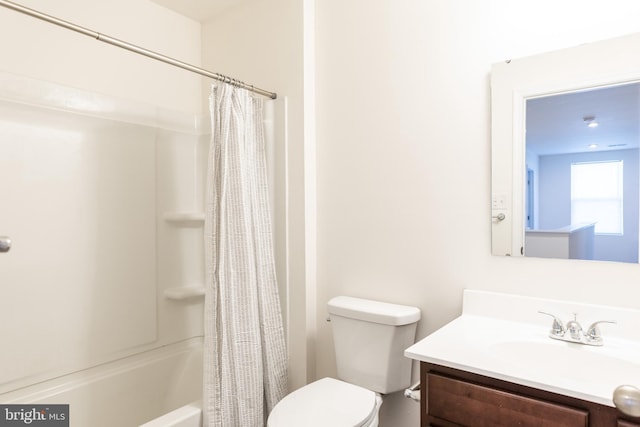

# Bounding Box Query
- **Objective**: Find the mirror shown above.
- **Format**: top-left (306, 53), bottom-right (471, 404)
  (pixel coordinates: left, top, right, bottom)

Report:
top-left (491, 32), bottom-right (640, 263)
top-left (524, 85), bottom-right (639, 262)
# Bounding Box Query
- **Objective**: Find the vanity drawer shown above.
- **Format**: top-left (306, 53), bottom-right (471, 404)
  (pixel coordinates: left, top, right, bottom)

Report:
top-left (619, 421), bottom-right (640, 427)
top-left (427, 373), bottom-right (588, 427)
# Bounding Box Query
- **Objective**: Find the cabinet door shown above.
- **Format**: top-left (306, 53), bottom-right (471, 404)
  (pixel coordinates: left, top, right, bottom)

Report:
top-left (427, 374), bottom-right (588, 427)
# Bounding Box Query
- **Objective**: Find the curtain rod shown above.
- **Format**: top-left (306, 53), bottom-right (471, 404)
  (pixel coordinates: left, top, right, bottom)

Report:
top-left (0, 0), bottom-right (277, 99)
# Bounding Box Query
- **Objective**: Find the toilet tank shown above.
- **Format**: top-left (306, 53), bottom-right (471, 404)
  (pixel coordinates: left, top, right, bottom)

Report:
top-left (327, 296), bottom-right (421, 394)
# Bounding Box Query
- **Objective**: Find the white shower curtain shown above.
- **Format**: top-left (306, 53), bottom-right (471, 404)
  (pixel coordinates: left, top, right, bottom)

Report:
top-left (203, 83), bottom-right (288, 427)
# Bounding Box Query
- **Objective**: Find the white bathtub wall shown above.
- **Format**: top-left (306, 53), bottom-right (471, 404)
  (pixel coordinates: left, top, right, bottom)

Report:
top-left (0, 93), bottom-right (157, 393)
top-left (0, 0), bottom-right (206, 399)
top-left (157, 123), bottom-right (208, 344)
top-left (0, 73), bottom-right (206, 422)
top-left (156, 127), bottom-right (207, 346)
top-left (0, 74), bottom-right (207, 396)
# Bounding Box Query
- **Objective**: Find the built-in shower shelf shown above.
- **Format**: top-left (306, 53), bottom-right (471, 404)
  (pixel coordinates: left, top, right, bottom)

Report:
top-left (163, 212), bottom-right (205, 226)
top-left (164, 286), bottom-right (205, 301)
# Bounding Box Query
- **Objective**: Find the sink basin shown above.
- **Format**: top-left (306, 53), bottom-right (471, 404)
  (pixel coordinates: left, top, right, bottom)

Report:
top-left (489, 340), bottom-right (640, 385)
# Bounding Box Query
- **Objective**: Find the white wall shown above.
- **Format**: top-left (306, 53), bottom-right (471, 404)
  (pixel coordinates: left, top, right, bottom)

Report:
top-left (0, 0), bottom-right (202, 114)
top-left (314, 1), bottom-right (640, 425)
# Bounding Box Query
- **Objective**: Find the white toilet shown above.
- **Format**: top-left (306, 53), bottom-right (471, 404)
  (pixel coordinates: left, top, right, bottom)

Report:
top-left (267, 296), bottom-right (421, 427)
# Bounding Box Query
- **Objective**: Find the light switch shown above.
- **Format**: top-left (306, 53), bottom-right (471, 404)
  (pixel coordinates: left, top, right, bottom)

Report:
top-left (492, 194), bottom-right (507, 210)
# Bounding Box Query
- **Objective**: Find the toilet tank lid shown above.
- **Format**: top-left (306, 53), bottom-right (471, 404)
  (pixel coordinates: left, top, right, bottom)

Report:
top-left (328, 296), bottom-right (421, 326)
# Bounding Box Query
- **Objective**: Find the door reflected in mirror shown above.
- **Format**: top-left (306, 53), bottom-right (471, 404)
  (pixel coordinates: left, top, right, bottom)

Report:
top-left (524, 83), bottom-right (639, 263)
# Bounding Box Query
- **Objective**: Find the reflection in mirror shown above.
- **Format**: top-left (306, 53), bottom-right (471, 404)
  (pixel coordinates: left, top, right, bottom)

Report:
top-left (490, 32), bottom-right (640, 262)
top-left (524, 84), bottom-right (639, 263)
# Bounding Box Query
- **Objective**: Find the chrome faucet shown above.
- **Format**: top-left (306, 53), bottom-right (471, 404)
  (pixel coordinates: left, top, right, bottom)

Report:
top-left (566, 314), bottom-right (583, 341)
top-left (538, 311), bottom-right (616, 346)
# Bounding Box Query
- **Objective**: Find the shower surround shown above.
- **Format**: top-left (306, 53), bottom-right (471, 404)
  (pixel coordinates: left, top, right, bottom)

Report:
top-left (0, 72), bottom-right (207, 426)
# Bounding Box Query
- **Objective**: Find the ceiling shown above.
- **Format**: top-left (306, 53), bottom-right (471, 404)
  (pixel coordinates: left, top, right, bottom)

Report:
top-left (149, 0), bottom-right (244, 22)
top-left (526, 83), bottom-right (640, 156)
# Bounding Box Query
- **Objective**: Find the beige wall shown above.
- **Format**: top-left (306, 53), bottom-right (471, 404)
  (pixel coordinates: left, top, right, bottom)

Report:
top-left (0, 0), bottom-right (202, 113)
top-left (314, 1), bottom-right (640, 425)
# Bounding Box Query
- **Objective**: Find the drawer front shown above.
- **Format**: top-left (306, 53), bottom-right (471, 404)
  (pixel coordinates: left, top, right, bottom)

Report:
top-left (619, 421), bottom-right (640, 427)
top-left (428, 373), bottom-right (588, 427)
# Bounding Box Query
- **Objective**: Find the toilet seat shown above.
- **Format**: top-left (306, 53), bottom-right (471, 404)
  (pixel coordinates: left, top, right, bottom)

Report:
top-left (267, 377), bottom-right (379, 427)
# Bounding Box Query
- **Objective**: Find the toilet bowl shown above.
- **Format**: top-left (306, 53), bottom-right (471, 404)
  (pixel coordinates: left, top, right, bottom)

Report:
top-left (267, 296), bottom-right (420, 427)
top-left (267, 377), bottom-right (383, 427)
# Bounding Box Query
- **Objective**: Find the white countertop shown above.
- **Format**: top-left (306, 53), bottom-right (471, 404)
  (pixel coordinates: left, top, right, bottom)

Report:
top-left (526, 223), bottom-right (595, 234)
top-left (404, 290), bottom-right (640, 407)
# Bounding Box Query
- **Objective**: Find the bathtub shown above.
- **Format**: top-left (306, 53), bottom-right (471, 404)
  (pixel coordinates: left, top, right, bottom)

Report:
top-left (139, 401), bottom-right (201, 427)
top-left (0, 338), bottom-right (202, 427)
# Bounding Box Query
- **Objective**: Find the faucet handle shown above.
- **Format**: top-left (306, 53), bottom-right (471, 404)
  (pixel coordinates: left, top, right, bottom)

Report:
top-left (585, 320), bottom-right (617, 344)
top-left (538, 311), bottom-right (565, 337)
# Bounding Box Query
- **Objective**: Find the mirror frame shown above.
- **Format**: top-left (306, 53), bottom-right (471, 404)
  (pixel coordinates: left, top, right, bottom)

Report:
top-left (491, 32), bottom-right (640, 259)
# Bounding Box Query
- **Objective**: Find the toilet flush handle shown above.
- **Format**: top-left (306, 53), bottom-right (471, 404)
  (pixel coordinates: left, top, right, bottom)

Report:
top-left (0, 236), bottom-right (11, 253)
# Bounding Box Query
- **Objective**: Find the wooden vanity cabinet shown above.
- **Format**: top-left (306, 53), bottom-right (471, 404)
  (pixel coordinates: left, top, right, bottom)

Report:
top-left (421, 362), bottom-right (640, 427)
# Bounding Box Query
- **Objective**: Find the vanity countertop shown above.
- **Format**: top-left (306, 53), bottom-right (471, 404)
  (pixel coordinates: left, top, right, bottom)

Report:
top-left (404, 290), bottom-right (640, 407)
